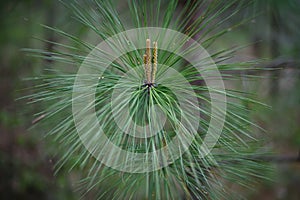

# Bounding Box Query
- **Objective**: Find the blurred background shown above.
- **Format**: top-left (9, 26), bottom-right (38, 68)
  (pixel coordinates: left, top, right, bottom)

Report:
top-left (0, 0), bottom-right (299, 199)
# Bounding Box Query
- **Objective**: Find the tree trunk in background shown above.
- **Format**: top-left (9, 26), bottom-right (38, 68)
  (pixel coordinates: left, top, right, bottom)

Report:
top-left (269, 2), bottom-right (280, 97)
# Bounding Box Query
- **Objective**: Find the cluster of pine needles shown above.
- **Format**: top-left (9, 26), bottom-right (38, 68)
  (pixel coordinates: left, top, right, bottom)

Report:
top-left (22, 0), bottom-right (273, 199)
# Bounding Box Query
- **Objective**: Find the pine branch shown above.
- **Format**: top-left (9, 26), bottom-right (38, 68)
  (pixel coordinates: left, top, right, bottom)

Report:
top-left (220, 152), bottom-right (300, 165)
top-left (250, 153), bottom-right (300, 163)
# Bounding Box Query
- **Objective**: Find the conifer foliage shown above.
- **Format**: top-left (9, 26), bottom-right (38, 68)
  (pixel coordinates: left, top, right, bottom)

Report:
top-left (24, 0), bottom-right (271, 199)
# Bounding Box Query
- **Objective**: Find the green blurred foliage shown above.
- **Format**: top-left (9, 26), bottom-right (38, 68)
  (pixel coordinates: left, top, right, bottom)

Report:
top-left (0, 1), bottom-right (77, 199)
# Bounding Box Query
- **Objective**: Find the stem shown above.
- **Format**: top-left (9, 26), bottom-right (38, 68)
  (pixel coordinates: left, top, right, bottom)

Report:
top-left (220, 153), bottom-right (300, 165)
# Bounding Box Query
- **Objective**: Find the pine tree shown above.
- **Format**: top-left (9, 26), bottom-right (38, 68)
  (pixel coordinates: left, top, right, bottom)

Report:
top-left (23, 0), bottom-right (272, 199)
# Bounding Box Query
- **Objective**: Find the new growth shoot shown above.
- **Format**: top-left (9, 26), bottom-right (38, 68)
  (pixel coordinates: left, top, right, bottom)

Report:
top-left (143, 39), bottom-right (158, 89)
